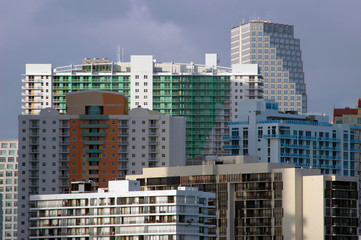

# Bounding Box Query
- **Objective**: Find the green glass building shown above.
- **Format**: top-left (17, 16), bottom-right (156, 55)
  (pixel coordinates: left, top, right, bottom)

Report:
top-left (23, 55), bottom-right (232, 162)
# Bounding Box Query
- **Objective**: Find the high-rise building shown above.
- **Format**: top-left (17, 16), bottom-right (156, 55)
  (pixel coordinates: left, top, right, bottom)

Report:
top-left (28, 180), bottom-right (216, 239)
top-left (128, 156), bottom-right (359, 239)
top-left (333, 98), bottom-right (361, 125)
top-left (22, 54), bottom-right (259, 161)
top-left (17, 91), bottom-right (186, 240)
top-left (225, 99), bottom-right (361, 177)
top-left (0, 140), bottom-right (18, 240)
top-left (231, 20), bottom-right (307, 113)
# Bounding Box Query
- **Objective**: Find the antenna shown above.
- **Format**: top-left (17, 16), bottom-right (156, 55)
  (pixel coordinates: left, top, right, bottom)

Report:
top-left (117, 45), bottom-right (121, 63)
top-left (122, 48), bottom-right (124, 62)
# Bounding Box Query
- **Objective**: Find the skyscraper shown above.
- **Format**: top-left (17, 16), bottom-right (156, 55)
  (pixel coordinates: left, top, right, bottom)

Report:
top-left (231, 20), bottom-right (307, 113)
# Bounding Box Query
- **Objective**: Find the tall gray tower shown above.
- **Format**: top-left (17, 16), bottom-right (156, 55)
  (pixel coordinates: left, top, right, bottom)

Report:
top-left (231, 20), bottom-right (307, 113)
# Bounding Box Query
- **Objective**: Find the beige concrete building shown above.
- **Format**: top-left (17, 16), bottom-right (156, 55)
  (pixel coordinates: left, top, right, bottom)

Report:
top-left (231, 20), bottom-right (307, 113)
top-left (128, 156), bottom-right (359, 240)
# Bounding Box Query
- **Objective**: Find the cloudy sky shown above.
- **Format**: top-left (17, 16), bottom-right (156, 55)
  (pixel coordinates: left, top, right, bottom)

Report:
top-left (1, 0), bottom-right (361, 139)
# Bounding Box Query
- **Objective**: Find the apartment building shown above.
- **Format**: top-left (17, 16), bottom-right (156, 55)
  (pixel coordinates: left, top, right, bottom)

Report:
top-left (225, 99), bottom-right (361, 176)
top-left (28, 180), bottom-right (216, 240)
top-left (18, 91), bottom-right (186, 240)
top-left (231, 20), bottom-right (307, 113)
top-left (0, 140), bottom-right (18, 240)
top-left (22, 54), bottom-right (260, 161)
top-left (128, 156), bottom-right (359, 240)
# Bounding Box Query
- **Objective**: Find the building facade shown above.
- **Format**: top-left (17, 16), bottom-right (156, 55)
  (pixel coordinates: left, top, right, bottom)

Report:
top-left (231, 20), bottom-right (307, 113)
top-left (0, 140), bottom-right (18, 240)
top-left (18, 91), bottom-right (186, 240)
top-left (231, 64), bottom-right (263, 121)
top-left (225, 99), bottom-right (361, 177)
top-left (333, 98), bottom-right (361, 125)
top-left (128, 156), bottom-right (359, 239)
top-left (22, 55), bottom-right (260, 161)
top-left (28, 180), bottom-right (216, 240)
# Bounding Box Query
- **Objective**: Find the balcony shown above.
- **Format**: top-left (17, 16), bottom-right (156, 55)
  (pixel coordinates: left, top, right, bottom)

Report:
top-left (118, 141), bottom-right (128, 145)
top-left (223, 136), bottom-right (240, 140)
top-left (59, 164), bottom-right (69, 170)
top-left (119, 124), bottom-right (129, 128)
top-left (29, 132), bottom-right (39, 137)
top-left (118, 132), bottom-right (128, 136)
top-left (82, 132), bottom-right (106, 137)
top-left (149, 149), bottom-right (159, 153)
top-left (59, 123), bottom-right (69, 128)
top-left (84, 140), bottom-right (104, 145)
top-left (118, 158), bottom-right (128, 162)
top-left (86, 149), bottom-right (102, 154)
top-left (80, 123), bottom-right (108, 128)
top-left (149, 124), bottom-right (159, 128)
top-left (118, 165), bottom-right (128, 170)
top-left (222, 145), bottom-right (240, 149)
top-left (149, 141), bottom-right (159, 145)
top-left (79, 115), bottom-right (108, 120)
top-left (118, 149), bottom-right (128, 153)
top-left (59, 148), bottom-right (69, 153)
top-left (59, 182), bottom-right (69, 188)
top-left (30, 165), bottom-right (39, 170)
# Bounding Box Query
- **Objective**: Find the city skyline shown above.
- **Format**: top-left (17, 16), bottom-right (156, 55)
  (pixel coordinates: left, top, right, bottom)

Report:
top-left (1, 0), bottom-right (361, 138)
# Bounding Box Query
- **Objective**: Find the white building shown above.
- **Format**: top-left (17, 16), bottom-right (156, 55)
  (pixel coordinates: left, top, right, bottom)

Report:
top-left (231, 64), bottom-right (263, 121)
top-left (225, 99), bottom-right (361, 176)
top-left (0, 140), bottom-right (18, 240)
top-left (28, 180), bottom-right (216, 240)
